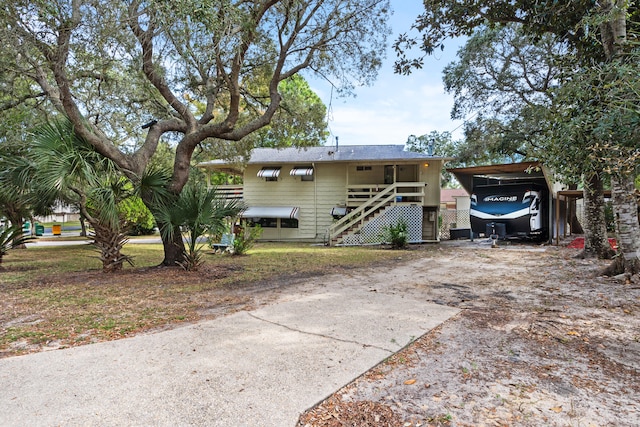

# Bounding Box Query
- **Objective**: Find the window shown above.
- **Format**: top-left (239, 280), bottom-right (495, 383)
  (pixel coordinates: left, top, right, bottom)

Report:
top-left (290, 166), bottom-right (314, 182)
top-left (356, 165), bottom-right (372, 171)
top-left (280, 218), bottom-right (299, 228)
top-left (248, 218), bottom-right (277, 228)
top-left (257, 167), bottom-right (281, 181)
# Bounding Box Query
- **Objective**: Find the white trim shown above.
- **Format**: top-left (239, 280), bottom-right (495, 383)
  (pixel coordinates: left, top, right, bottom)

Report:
top-left (470, 207), bottom-right (530, 220)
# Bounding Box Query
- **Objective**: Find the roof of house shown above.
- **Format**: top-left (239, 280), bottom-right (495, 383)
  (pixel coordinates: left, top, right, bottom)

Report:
top-left (440, 188), bottom-right (469, 203)
top-left (199, 145), bottom-right (449, 170)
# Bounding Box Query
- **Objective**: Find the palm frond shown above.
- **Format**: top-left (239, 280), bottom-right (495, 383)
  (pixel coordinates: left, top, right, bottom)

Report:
top-left (0, 225), bottom-right (34, 261)
top-left (137, 167), bottom-right (174, 210)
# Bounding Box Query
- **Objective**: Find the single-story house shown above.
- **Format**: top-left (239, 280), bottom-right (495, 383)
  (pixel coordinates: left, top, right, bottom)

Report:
top-left (199, 145), bottom-right (449, 245)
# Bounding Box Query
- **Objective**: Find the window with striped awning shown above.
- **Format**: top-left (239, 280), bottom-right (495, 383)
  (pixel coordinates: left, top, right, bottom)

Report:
top-left (257, 167), bottom-right (281, 178)
top-left (289, 166), bottom-right (314, 176)
top-left (241, 206), bottom-right (300, 219)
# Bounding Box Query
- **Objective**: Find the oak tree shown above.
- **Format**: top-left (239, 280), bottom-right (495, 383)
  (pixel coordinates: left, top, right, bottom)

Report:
top-left (0, 0), bottom-right (391, 266)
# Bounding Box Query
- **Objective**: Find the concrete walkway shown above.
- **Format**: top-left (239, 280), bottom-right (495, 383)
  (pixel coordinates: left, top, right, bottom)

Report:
top-left (0, 284), bottom-right (459, 426)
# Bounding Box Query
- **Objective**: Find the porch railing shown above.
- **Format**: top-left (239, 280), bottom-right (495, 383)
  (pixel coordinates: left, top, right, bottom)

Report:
top-left (215, 185), bottom-right (244, 200)
top-left (346, 183), bottom-right (426, 206)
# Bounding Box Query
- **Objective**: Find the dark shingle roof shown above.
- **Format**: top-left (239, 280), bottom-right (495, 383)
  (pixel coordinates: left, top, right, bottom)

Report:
top-left (200, 145), bottom-right (442, 168)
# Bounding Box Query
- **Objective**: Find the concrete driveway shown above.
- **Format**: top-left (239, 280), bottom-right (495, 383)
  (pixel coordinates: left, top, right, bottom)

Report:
top-left (0, 280), bottom-right (458, 426)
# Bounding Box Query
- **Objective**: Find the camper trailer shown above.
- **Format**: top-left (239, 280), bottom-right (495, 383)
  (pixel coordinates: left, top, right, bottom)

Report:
top-left (470, 183), bottom-right (548, 240)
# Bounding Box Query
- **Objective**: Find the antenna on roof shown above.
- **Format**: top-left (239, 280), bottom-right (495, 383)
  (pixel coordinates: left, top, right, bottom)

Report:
top-left (335, 136), bottom-right (339, 151)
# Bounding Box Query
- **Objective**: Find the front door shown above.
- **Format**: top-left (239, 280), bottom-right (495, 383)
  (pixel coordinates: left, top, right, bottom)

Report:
top-left (384, 165), bottom-right (395, 184)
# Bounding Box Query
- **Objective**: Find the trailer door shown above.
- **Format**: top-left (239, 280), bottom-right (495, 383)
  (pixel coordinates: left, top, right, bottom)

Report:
top-left (524, 190), bottom-right (542, 232)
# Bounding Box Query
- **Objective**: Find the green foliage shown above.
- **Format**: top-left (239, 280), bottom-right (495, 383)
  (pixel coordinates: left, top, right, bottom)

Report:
top-left (255, 75), bottom-right (329, 148)
top-left (0, 225), bottom-right (33, 267)
top-left (406, 131), bottom-right (460, 187)
top-left (31, 119), bottom-right (135, 272)
top-left (155, 183), bottom-right (243, 270)
top-left (381, 220), bottom-right (408, 250)
top-left (31, 119), bottom-right (117, 196)
top-left (0, 118), bottom-right (57, 226)
top-left (231, 223), bottom-right (262, 256)
top-left (546, 44), bottom-right (640, 182)
top-left (443, 25), bottom-right (558, 121)
top-left (119, 197), bottom-right (156, 236)
top-left (1, 0), bottom-right (392, 266)
top-left (394, 0), bottom-right (601, 74)
top-left (435, 24), bottom-right (560, 172)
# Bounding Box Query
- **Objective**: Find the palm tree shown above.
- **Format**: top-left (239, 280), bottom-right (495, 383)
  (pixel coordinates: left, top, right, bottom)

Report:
top-left (154, 182), bottom-right (243, 271)
top-left (0, 144), bottom-right (56, 247)
top-left (31, 119), bottom-right (133, 272)
top-left (81, 176), bottom-right (135, 272)
top-left (0, 224), bottom-right (33, 269)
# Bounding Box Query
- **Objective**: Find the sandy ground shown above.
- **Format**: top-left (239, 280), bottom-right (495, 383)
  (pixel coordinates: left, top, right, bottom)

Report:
top-left (298, 240), bottom-right (640, 427)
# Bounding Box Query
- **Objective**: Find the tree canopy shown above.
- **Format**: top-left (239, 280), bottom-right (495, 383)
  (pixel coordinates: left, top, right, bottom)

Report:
top-left (0, 0), bottom-right (391, 265)
top-left (401, 0), bottom-right (639, 273)
top-left (394, 0), bottom-right (603, 74)
top-left (1, 0), bottom-right (389, 187)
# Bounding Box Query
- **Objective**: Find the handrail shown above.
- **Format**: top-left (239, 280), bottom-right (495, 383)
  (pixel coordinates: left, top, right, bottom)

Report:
top-left (330, 194), bottom-right (396, 241)
top-left (328, 182), bottom-right (425, 243)
top-left (330, 184), bottom-right (397, 236)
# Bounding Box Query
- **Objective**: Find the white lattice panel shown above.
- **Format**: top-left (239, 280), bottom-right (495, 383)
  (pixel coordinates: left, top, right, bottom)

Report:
top-left (439, 209), bottom-right (471, 240)
top-left (341, 205), bottom-right (423, 245)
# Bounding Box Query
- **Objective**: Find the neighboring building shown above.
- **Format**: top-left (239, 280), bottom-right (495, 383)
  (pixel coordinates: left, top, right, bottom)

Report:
top-left (439, 188), bottom-right (471, 238)
top-left (35, 201), bottom-right (80, 224)
top-left (199, 145), bottom-right (449, 245)
top-left (440, 188), bottom-right (470, 211)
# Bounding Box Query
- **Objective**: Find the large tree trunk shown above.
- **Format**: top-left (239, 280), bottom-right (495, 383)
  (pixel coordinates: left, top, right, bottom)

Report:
top-left (599, 0), bottom-right (627, 59)
top-left (606, 174), bottom-right (640, 280)
top-left (581, 172), bottom-right (615, 259)
top-left (161, 226), bottom-right (187, 267)
top-left (79, 214), bottom-right (87, 237)
top-left (596, 0), bottom-right (640, 279)
top-left (140, 187), bottom-right (188, 267)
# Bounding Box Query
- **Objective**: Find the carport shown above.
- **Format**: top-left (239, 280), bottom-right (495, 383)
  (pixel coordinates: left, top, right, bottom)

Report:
top-left (447, 162), bottom-right (555, 242)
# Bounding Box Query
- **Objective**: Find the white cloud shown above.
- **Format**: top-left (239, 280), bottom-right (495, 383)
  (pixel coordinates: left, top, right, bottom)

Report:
top-left (322, 79), bottom-right (463, 146)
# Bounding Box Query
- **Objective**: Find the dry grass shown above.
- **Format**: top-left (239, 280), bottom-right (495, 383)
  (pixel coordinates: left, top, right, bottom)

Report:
top-left (0, 241), bottom-right (430, 358)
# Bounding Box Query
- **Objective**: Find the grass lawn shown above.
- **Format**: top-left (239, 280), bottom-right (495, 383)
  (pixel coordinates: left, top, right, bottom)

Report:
top-left (0, 241), bottom-right (432, 357)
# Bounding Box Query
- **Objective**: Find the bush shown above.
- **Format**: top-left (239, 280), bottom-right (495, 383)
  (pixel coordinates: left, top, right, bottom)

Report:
top-left (119, 197), bottom-right (156, 235)
top-left (382, 220), bottom-right (408, 249)
top-left (232, 223), bottom-right (262, 255)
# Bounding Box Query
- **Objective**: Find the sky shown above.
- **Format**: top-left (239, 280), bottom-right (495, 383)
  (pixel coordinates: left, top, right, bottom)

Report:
top-left (308, 0), bottom-right (464, 147)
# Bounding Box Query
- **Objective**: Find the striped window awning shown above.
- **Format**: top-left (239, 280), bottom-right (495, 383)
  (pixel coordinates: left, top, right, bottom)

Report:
top-left (290, 167), bottom-right (314, 176)
top-left (257, 167), bottom-right (281, 178)
top-left (241, 206), bottom-right (300, 219)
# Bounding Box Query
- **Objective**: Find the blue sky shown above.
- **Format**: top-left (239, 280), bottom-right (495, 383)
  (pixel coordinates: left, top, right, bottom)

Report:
top-left (309, 0), bottom-right (464, 146)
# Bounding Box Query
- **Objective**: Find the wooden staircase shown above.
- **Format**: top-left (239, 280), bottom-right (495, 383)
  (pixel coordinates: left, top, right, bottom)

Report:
top-left (328, 182), bottom-right (426, 246)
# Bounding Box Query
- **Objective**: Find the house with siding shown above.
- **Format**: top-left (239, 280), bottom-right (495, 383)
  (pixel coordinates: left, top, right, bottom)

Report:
top-left (198, 145), bottom-right (448, 245)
